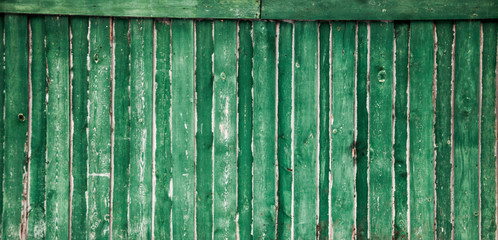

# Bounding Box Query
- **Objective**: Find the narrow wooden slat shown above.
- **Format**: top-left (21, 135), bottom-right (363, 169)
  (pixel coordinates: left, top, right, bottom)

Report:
top-left (70, 16), bottom-right (89, 240)
top-left (434, 20), bottom-right (453, 240)
top-left (195, 20), bottom-right (214, 240)
top-left (368, 21), bottom-right (394, 239)
top-left (330, 20), bottom-right (355, 240)
top-left (87, 17), bottom-right (112, 239)
top-left (0, 14), bottom-right (5, 238)
top-left (45, 15), bottom-right (70, 239)
top-left (2, 14), bottom-right (28, 240)
top-left (252, 20), bottom-right (277, 239)
top-left (111, 17), bottom-right (131, 240)
top-left (355, 21), bottom-right (369, 240)
top-left (454, 20), bottom-right (480, 239)
top-left (128, 18), bottom-right (153, 239)
top-left (393, 21), bottom-right (409, 240)
top-left (293, 21), bottom-right (318, 239)
top-left (277, 20), bottom-right (293, 240)
top-left (213, 19), bottom-right (238, 240)
top-left (154, 19), bottom-right (172, 240)
top-left (408, 21), bottom-right (435, 239)
top-left (317, 21), bottom-right (330, 240)
top-left (171, 19), bottom-right (195, 239)
top-left (28, 16), bottom-right (47, 239)
top-left (237, 20), bottom-right (253, 240)
top-left (481, 21), bottom-right (497, 240)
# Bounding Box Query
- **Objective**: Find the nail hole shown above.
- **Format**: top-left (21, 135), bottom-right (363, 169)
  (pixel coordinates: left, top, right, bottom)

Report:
top-left (18, 113), bottom-right (25, 122)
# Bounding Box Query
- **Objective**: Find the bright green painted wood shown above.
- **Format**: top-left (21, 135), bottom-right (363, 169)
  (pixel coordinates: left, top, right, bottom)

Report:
top-left (171, 19), bottom-right (195, 239)
top-left (454, 20), bottom-right (480, 239)
top-left (0, 14), bottom-right (4, 239)
top-left (70, 16), bottom-right (89, 240)
top-left (87, 17), bottom-right (112, 239)
top-left (154, 19), bottom-right (172, 240)
top-left (0, 0), bottom-right (260, 19)
top-left (369, 21), bottom-right (393, 239)
top-left (261, 0), bottom-right (498, 20)
top-left (330, 21), bottom-right (355, 240)
top-left (355, 21), bottom-right (369, 240)
top-left (252, 20), bottom-right (276, 240)
top-left (45, 15), bottom-right (70, 240)
top-left (481, 21), bottom-right (497, 240)
top-left (111, 17), bottom-right (131, 240)
top-left (393, 21), bottom-right (409, 240)
top-left (237, 20), bottom-right (253, 240)
top-left (434, 21), bottom-right (453, 240)
top-left (293, 21), bottom-right (318, 239)
top-left (195, 20), bottom-right (214, 240)
top-left (317, 21), bottom-right (330, 240)
top-left (277, 20), bottom-right (293, 240)
top-left (129, 18), bottom-right (153, 239)
top-left (213, 20), bottom-right (237, 239)
top-left (2, 14), bottom-right (28, 240)
top-left (408, 21), bottom-right (435, 239)
top-left (28, 15), bottom-right (47, 240)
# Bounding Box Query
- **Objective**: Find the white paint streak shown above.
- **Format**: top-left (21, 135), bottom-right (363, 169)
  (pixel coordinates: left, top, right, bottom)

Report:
top-left (478, 22), bottom-right (483, 240)
top-left (275, 21), bottom-right (280, 240)
top-left (151, 19), bottom-right (157, 240)
top-left (406, 22), bottom-right (412, 240)
top-left (391, 22), bottom-right (396, 239)
top-left (450, 22), bottom-right (456, 240)
top-left (366, 21), bottom-right (371, 240)
top-left (290, 20), bottom-right (296, 240)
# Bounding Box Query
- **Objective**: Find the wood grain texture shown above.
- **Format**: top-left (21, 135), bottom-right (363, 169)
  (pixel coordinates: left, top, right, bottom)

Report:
top-left (0, 14), bottom-right (4, 239)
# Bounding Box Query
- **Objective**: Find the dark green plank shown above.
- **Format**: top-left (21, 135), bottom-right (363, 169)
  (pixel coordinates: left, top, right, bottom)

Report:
top-left (171, 19), bottom-right (195, 239)
top-left (0, 0), bottom-right (260, 19)
top-left (409, 21), bottom-right (435, 239)
top-left (393, 21), bottom-right (409, 240)
top-left (317, 21), bottom-right (330, 240)
top-left (481, 21), bottom-right (497, 240)
top-left (237, 20), bottom-right (253, 240)
top-left (277, 21), bottom-right (293, 240)
top-left (213, 20), bottom-right (237, 240)
top-left (2, 14), bottom-right (28, 240)
top-left (111, 17), bottom-right (131, 240)
top-left (0, 14), bottom-right (4, 239)
top-left (154, 19), bottom-right (172, 240)
top-left (369, 21), bottom-right (393, 239)
top-left (434, 20), bottom-right (453, 240)
top-left (128, 18), bottom-right (153, 239)
top-left (252, 20), bottom-right (276, 240)
top-left (28, 15), bottom-right (47, 239)
top-left (454, 20), bottom-right (480, 239)
top-left (70, 16), bottom-right (89, 240)
top-left (355, 21), bottom-right (369, 240)
top-left (195, 20), bottom-right (214, 240)
top-left (294, 21), bottom-right (318, 239)
top-left (87, 17), bottom-right (112, 239)
top-left (330, 21), bottom-right (355, 240)
top-left (45, 16), bottom-right (70, 240)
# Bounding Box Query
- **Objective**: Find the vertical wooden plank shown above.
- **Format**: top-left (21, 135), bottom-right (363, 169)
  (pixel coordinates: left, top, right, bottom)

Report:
top-left (28, 16), bottom-right (47, 239)
top-left (393, 21), bottom-right (409, 240)
top-left (368, 21), bottom-right (393, 239)
top-left (454, 20), bottom-right (480, 239)
top-left (434, 20), bottom-right (453, 240)
top-left (70, 16), bottom-right (89, 240)
top-left (213, 19), bottom-right (237, 240)
top-left (317, 21), bottom-right (330, 240)
top-left (129, 18), bottom-right (153, 239)
top-left (409, 21), bottom-right (435, 239)
top-left (356, 21), bottom-right (369, 240)
top-left (2, 14), bottom-right (28, 240)
top-left (253, 20), bottom-right (276, 239)
top-left (294, 21), bottom-right (318, 239)
top-left (171, 19), bottom-right (195, 239)
top-left (87, 17), bottom-right (112, 239)
top-left (277, 20), bottom-right (293, 240)
top-left (45, 15), bottom-right (70, 240)
top-left (237, 20), bottom-right (253, 240)
top-left (481, 21), bottom-right (497, 240)
top-left (195, 20), bottom-right (214, 240)
top-left (154, 19), bottom-right (172, 240)
top-left (112, 17), bottom-right (131, 240)
top-left (330, 20), bottom-right (355, 240)
top-left (0, 14), bottom-right (5, 239)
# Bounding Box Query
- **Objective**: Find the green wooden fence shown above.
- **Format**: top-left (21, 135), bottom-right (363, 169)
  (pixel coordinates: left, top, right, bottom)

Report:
top-left (0, 14), bottom-right (497, 239)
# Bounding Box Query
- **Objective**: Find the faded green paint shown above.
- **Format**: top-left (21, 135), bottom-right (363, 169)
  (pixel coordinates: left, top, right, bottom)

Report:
top-left (0, 14), bottom-right (4, 239)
